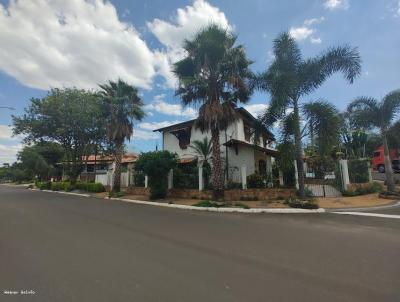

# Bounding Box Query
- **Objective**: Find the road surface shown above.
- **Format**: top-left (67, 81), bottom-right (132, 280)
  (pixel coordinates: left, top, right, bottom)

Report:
top-left (1, 185), bottom-right (399, 302)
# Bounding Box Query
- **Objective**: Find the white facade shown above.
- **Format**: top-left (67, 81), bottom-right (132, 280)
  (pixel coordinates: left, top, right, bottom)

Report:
top-left (156, 108), bottom-right (277, 182)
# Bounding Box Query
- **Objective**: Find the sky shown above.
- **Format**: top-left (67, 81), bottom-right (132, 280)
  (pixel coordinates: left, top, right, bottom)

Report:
top-left (0, 0), bottom-right (399, 164)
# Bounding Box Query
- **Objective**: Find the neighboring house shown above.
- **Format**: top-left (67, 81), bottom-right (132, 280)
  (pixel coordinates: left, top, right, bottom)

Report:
top-left (153, 107), bottom-right (277, 183)
top-left (79, 153), bottom-right (138, 182)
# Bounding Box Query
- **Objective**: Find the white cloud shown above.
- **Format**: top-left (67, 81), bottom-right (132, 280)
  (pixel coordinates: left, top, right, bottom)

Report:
top-left (289, 26), bottom-right (315, 41)
top-left (138, 120), bottom-right (183, 131)
top-left (0, 125), bottom-right (15, 140)
top-left (131, 129), bottom-right (159, 141)
top-left (0, 0), bottom-right (156, 90)
top-left (148, 0), bottom-right (232, 88)
top-left (243, 104), bottom-right (268, 118)
top-left (324, 0), bottom-right (349, 10)
top-left (144, 94), bottom-right (197, 118)
top-left (289, 17), bottom-right (324, 43)
top-left (0, 143), bottom-right (22, 164)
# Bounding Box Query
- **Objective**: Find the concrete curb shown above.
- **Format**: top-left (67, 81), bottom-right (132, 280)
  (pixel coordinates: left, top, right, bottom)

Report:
top-left (30, 188), bottom-right (325, 214)
top-left (327, 201), bottom-right (400, 212)
top-left (30, 188), bottom-right (91, 197)
top-left (108, 197), bottom-right (326, 214)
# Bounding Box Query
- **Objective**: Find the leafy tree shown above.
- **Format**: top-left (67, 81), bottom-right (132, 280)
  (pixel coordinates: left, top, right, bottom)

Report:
top-left (189, 137), bottom-right (212, 163)
top-left (387, 121), bottom-right (400, 149)
top-left (257, 32), bottom-right (361, 198)
top-left (347, 89), bottom-right (400, 192)
top-left (12, 88), bottom-right (106, 183)
top-left (135, 151), bottom-right (178, 199)
top-left (173, 24), bottom-right (253, 199)
top-left (99, 79), bottom-right (145, 192)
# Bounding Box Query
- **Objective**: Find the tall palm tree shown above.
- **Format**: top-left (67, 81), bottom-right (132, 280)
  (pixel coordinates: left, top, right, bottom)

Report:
top-left (173, 24), bottom-right (253, 199)
top-left (189, 137), bottom-right (212, 163)
top-left (99, 80), bottom-right (145, 192)
top-left (257, 32), bottom-right (361, 198)
top-left (347, 90), bottom-right (400, 192)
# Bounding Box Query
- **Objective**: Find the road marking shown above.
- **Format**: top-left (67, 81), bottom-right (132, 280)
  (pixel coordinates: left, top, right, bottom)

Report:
top-left (333, 212), bottom-right (400, 219)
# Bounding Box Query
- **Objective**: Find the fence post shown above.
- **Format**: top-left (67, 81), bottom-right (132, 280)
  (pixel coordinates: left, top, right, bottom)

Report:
top-left (144, 175), bottom-right (148, 188)
top-left (241, 165), bottom-right (247, 190)
top-left (367, 162), bottom-right (373, 183)
top-left (168, 169), bottom-right (173, 189)
top-left (294, 160), bottom-right (299, 190)
top-left (198, 164), bottom-right (203, 191)
top-left (340, 159), bottom-right (350, 190)
top-left (279, 170), bottom-right (284, 186)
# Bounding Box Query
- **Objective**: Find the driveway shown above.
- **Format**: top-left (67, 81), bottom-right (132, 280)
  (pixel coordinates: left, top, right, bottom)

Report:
top-left (1, 185), bottom-right (399, 302)
top-left (373, 171), bottom-right (400, 182)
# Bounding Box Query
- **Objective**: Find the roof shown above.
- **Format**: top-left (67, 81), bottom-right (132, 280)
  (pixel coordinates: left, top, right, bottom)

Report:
top-left (153, 107), bottom-right (274, 140)
top-left (81, 153), bottom-right (138, 164)
top-left (223, 139), bottom-right (278, 156)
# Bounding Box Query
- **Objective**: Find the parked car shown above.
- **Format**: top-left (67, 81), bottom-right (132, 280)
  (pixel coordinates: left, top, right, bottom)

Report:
top-left (372, 146), bottom-right (400, 173)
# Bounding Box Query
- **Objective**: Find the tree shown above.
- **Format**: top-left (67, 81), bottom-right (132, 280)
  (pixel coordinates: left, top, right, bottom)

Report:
top-left (173, 24), bottom-right (253, 199)
top-left (257, 32), bottom-right (361, 198)
top-left (135, 151), bottom-right (178, 199)
top-left (99, 79), bottom-right (145, 192)
top-left (347, 89), bottom-right (400, 192)
top-left (189, 137), bottom-right (212, 163)
top-left (12, 88), bottom-right (106, 183)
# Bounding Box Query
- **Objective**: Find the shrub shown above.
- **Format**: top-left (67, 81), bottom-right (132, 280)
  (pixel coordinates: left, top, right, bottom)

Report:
top-left (36, 181), bottom-right (51, 190)
top-left (135, 151), bottom-right (178, 200)
top-left (348, 159), bottom-right (369, 183)
top-left (285, 198), bottom-right (319, 209)
top-left (193, 200), bottom-right (221, 207)
top-left (227, 181), bottom-right (242, 189)
top-left (247, 173), bottom-right (265, 188)
top-left (75, 181), bottom-right (105, 193)
top-left (343, 181), bottom-right (383, 196)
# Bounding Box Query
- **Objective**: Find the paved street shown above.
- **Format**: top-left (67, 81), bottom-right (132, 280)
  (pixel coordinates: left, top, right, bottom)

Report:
top-left (1, 186), bottom-right (399, 302)
top-left (373, 171), bottom-right (400, 182)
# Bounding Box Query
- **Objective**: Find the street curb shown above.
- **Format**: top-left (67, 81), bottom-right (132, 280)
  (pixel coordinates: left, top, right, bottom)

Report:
top-left (107, 197), bottom-right (326, 214)
top-left (30, 188), bottom-right (91, 197)
top-left (29, 188), bottom-right (325, 214)
top-left (327, 201), bottom-right (400, 212)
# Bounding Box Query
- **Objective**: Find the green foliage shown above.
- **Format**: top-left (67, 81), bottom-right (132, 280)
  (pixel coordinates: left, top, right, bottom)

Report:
top-left (189, 138), bottom-right (212, 162)
top-left (257, 32), bottom-right (361, 198)
top-left (35, 181), bottom-right (51, 190)
top-left (50, 181), bottom-right (74, 192)
top-left (193, 200), bottom-right (221, 207)
top-left (284, 198), bottom-right (319, 209)
top-left (173, 24), bottom-right (253, 196)
top-left (247, 173), bottom-right (265, 188)
top-left (173, 164), bottom-right (198, 189)
top-left (342, 182), bottom-right (383, 196)
top-left (12, 88), bottom-right (107, 182)
top-left (348, 159), bottom-right (369, 183)
top-left (275, 142), bottom-right (295, 187)
top-left (135, 151), bottom-right (178, 199)
top-left (75, 182), bottom-right (105, 193)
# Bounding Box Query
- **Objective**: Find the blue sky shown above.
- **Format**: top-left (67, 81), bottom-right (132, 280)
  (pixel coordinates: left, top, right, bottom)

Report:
top-left (0, 0), bottom-right (399, 164)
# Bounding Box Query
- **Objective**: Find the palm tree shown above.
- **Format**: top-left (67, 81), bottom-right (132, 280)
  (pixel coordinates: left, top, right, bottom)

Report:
top-left (303, 100), bottom-right (341, 156)
top-left (99, 80), bottom-right (145, 192)
top-left (173, 24), bottom-right (253, 199)
top-left (257, 32), bottom-right (361, 198)
top-left (189, 137), bottom-right (212, 163)
top-left (347, 90), bottom-right (400, 192)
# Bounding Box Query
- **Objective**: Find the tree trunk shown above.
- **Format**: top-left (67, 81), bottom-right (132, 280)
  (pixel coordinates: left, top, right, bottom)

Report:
top-left (382, 132), bottom-right (396, 192)
top-left (293, 100), bottom-right (306, 198)
top-left (211, 127), bottom-right (224, 200)
top-left (113, 141), bottom-right (123, 192)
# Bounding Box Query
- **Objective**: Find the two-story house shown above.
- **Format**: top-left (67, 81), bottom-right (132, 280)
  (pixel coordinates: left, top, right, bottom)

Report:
top-left (153, 107), bottom-right (277, 183)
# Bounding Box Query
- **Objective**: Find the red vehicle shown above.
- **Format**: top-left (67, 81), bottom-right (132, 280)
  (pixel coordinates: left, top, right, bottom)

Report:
top-left (372, 146), bottom-right (400, 173)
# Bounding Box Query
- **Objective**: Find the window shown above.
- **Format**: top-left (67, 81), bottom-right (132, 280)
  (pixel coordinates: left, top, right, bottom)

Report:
top-left (373, 151), bottom-right (380, 158)
top-left (243, 122), bottom-right (251, 142)
top-left (171, 127), bottom-right (192, 149)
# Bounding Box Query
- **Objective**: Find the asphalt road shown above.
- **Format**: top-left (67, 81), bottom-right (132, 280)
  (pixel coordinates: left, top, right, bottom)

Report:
top-left (1, 186), bottom-right (399, 302)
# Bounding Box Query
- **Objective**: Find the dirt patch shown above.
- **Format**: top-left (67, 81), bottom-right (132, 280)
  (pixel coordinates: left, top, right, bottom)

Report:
top-left (317, 193), bottom-right (394, 209)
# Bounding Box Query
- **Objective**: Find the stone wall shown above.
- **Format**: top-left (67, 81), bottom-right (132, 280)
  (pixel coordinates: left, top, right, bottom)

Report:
top-left (125, 186), bottom-right (295, 201)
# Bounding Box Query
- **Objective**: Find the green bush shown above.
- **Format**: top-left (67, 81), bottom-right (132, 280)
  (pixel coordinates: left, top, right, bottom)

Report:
top-left (285, 198), bottom-right (319, 209)
top-left (247, 173), bottom-right (265, 188)
top-left (74, 181), bottom-right (105, 192)
top-left (348, 159), bottom-right (369, 183)
top-left (50, 181), bottom-right (75, 191)
top-left (342, 182), bottom-right (383, 196)
top-left (35, 181), bottom-right (51, 190)
top-left (193, 200), bottom-right (223, 207)
top-left (135, 151), bottom-right (178, 200)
